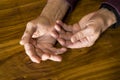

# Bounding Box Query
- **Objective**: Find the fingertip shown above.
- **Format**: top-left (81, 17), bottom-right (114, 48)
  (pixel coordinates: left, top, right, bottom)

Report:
top-left (55, 25), bottom-right (61, 31)
top-left (61, 47), bottom-right (67, 52)
top-left (55, 47), bottom-right (67, 55)
top-left (66, 43), bottom-right (76, 49)
top-left (31, 57), bottom-right (41, 63)
top-left (19, 41), bottom-right (22, 45)
top-left (49, 55), bottom-right (62, 62)
top-left (41, 54), bottom-right (50, 61)
top-left (32, 31), bottom-right (40, 38)
top-left (19, 40), bottom-right (24, 45)
top-left (20, 38), bottom-right (29, 45)
top-left (56, 20), bottom-right (63, 26)
top-left (32, 34), bottom-right (38, 38)
top-left (56, 20), bottom-right (61, 23)
top-left (35, 60), bottom-right (41, 64)
top-left (67, 45), bottom-right (74, 49)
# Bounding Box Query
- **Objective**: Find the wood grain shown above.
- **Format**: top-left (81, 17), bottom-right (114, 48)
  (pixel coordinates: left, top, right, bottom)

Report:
top-left (0, 0), bottom-right (120, 80)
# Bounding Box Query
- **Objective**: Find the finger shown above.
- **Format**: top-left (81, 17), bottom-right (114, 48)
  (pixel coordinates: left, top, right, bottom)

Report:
top-left (42, 49), bottom-right (62, 62)
top-left (49, 47), bottom-right (67, 55)
top-left (41, 48), bottom-right (56, 61)
top-left (55, 24), bottom-right (65, 34)
top-left (67, 41), bottom-right (83, 49)
top-left (36, 48), bottom-right (50, 61)
top-left (64, 40), bottom-right (73, 46)
top-left (54, 23), bottom-right (73, 41)
top-left (72, 23), bottom-right (81, 33)
top-left (71, 31), bottom-right (85, 43)
top-left (51, 22), bottom-right (65, 39)
top-left (42, 53), bottom-right (50, 61)
top-left (39, 49), bottom-right (51, 61)
top-left (30, 38), bottom-right (37, 46)
top-left (32, 30), bottom-right (40, 38)
top-left (57, 38), bottom-right (66, 46)
top-left (67, 37), bottom-right (93, 48)
top-left (54, 23), bottom-right (61, 32)
top-left (59, 31), bottom-right (73, 40)
top-left (24, 43), bottom-right (41, 63)
top-left (49, 55), bottom-right (62, 62)
top-left (57, 20), bottom-right (82, 34)
top-left (79, 38), bottom-right (89, 47)
top-left (57, 38), bottom-right (72, 47)
top-left (71, 26), bottom-right (94, 43)
top-left (20, 22), bottom-right (36, 45)
top-left (56, 20), bottom-right (73, 32)
top-left (51, 28), bottom-right (59, 38)
top-left (55, 24), bottom-right (73, 40)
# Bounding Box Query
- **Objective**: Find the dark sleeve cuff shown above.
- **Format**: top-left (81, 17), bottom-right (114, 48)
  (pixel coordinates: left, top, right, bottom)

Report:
top-left (66, 0), bottom-right (78, 11)
top-left (100, 3), bottom-right (120, 28)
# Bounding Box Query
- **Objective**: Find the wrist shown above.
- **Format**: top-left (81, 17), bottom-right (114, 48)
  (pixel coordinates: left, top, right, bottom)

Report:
top-left (96, 8), bottom-right (116, 32)
top-left (40, 0), bottom-right (69, 25)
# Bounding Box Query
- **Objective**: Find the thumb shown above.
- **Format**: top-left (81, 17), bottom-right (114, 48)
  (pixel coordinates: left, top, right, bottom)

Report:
top-left (71, 29), bottom-right (86, 43)
top-left (32, 30), bottom-right (40, 38)
top-left (20, 22), bottom-right (36, 45)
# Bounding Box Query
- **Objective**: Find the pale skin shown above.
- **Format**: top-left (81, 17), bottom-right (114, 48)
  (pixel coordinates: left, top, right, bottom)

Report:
top-left (51, 8), bottom-right (116, 49)
top-left (20, 0), bottom-right (69, 63)
top-left (20, 0), bottom-right (117, 63)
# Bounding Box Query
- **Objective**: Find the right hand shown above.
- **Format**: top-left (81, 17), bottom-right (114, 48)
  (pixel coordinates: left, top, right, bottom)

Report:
top-left (20, 16), bottom-right (67, 63)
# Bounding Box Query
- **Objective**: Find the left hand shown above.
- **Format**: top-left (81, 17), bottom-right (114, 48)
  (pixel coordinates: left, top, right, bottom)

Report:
top-left (51, 8), bottom-right (116, 48)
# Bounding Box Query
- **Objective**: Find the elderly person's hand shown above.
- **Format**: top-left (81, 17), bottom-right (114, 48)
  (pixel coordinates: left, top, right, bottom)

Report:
top-left (20, 16), bottom-right (67, 63)
top-left (20, 0), bottom-right (69, 63)
top-left (52, 8), bottom-right (116, 48)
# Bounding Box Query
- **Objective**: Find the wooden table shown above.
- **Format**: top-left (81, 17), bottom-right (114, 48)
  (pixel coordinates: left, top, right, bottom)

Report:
top-left (0, 0), bottom-right (120, 80)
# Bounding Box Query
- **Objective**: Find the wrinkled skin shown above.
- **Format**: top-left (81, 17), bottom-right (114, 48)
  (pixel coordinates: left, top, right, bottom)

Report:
top-left (20, 16), bottom-right (67, 63)
top-left (51, 11), bottom-right (112, 48)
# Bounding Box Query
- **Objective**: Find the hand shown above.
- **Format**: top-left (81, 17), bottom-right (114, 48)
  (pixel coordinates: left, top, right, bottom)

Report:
top-left (20, 16), bottom-right (67, 63)
top-left (52, 8), bottom-right (116, 48)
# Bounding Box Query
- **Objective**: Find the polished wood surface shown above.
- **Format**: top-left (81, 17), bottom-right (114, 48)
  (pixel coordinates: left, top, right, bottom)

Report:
top-left (0, 0), bottom-right (120, 80)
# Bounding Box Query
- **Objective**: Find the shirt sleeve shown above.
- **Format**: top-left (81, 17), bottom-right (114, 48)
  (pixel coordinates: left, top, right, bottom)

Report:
top-left (101, 0), bottom-right (120, 27)
top-left (66, 0), bottom-right (78, 11)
